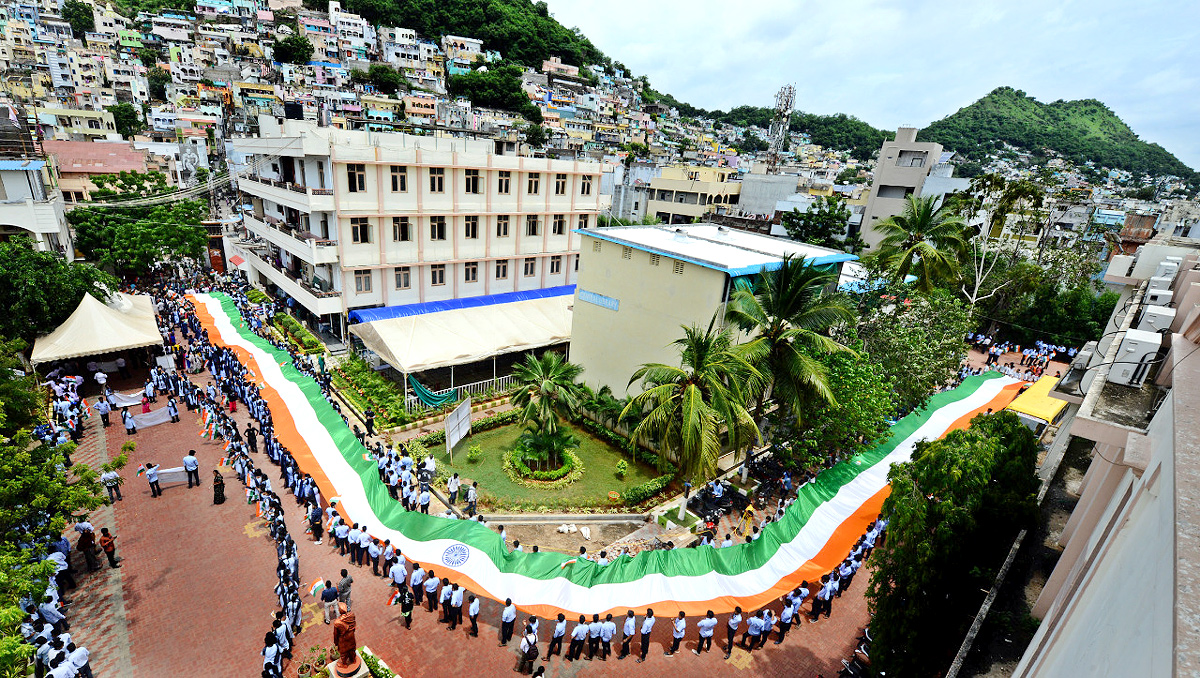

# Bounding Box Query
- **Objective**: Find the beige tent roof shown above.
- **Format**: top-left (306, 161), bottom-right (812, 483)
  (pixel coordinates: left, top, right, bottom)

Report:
top-left (350, 295), bottom-right (572, 373)
top-left (31, 293), bottom-right (161, 364)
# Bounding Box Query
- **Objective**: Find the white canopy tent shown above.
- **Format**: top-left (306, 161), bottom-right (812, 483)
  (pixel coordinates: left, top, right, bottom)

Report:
top-left (31, 293), bottom-right (162, 364)
top-left (349, 295), bottom-right (572, 374)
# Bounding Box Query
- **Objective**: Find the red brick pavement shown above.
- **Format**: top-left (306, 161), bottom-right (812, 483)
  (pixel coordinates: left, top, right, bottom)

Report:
top-left (67, 372), bottom-right (871, 678)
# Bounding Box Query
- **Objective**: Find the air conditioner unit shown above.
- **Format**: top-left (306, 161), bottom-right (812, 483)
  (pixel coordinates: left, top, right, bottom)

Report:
top-left (1153, 260), bottom-right (1180, 280)
top-left (1072, 341), bottom-right (1098, 369)
top-left (1149, 275), bottom-right (1174, 292)
top-left (1109, 329), bottom-right (1163, 388)
top-left (1137, 305), bottom-right (1176, 332)
top-left (1146, 289), bottom-right (1174, 306)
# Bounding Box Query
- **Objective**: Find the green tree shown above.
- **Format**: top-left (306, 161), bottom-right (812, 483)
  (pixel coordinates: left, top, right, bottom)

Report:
top-left (448, 63), bottom-right (542, 122)
top-left (0, 238), bottom-right (117, 340)
top-left (105, 102), bottom-right (145, 139)
top-left (68, 171), bottom-right (207, 275)
top-left (0, 338), bottom-right (43, 436)
top-left (780, 195), bottom-right (851, 248)
top-left (523, 124), bottom-right (547, 149)
top-left (366, 63), bottom-right (404, 94)
top-left (514, 420), bottom-right (579, 472)
top-left (621, 322), bottom-right (761, 481)
top-left (868, 193), bottom-right (969, 292)
top-left (61, 0), bottom-right (94, 37)
top-left (274, 34), bottom-right (314, 65)
top-left (735, 131), bottom-right (767, 154)
top-left (137, 47), bottom-right (159, 68)
top-left (771, 334), bottom-right (896, 466)
top-left (147, 66), bottom-right (171, 101)
top-left (867, 413), bottom-right (1038, 676)
top-left (854, 285), bottom-right (974, 412)
top-left (0, 428), bottom-right (107, 674)
top-left (726, 254), bottom-right (856, 426)
top-left (510, 352), bottom-right (584, 435)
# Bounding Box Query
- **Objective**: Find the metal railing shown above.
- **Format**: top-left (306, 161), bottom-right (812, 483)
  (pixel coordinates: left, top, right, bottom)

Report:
top-left (404, 374), bottom-right (516, 411)
top-left (243, 173), bottom-right (331, 196)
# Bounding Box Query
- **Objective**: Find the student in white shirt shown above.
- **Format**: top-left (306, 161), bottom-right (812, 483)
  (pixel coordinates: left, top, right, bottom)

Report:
top-left (724, 606), bottom-right (742, 659)
top-left (665, 611), bottom-right (686, 657)
top-left (693, 610), bottom-right (718, 654)
top-left (468, 595), bottom-right (480, 636)
top-left (600, 613), bottom-right (617, 660)
top-left (499, 598), bottom-right (517, 646)
top-left (546, 613), bottom-right (567, 659)
top-left (567, 615), bottom-right (588, 661)
top-left (618, 610), bottom-right (637, 660)
top-left (637, 609), bottom-right (655, 663)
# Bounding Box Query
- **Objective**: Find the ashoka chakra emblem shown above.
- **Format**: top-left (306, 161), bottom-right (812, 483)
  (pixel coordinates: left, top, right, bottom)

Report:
top-left (442, 543), bottom-right (469, 567)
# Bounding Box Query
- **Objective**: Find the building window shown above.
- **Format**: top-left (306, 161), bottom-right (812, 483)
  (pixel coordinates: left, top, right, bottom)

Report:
top-left (523, 257), bottom-right (536, 277)
top-left (622, 246), bottom-right (632, 260)
top-left (525, 215), bottom-right (539, 236)
top-left (554, 173), bottom-right (567, 195)
top-left (495, 260), bottom-right (508, 279)
top-left (496, 215), bottom-right (510, 237)
top-left (464, 261), bottom-right (478, 282)
top-left (394, 266), bottom-right (411, 289)
top-left (354, 270), bottom-right (371, 293)
top-left (429, 167), bottom-right (445, 193)
top-left (464, 169), bottom-right (480, 194)
top-left (390, 165), bottom-right (407, 192)
top-left (552, 214), bottom-right (566, 235)
top-left (577, 214), bottom-right (589, 230)
top-left (347, 163), bottom-right (365, 192)
top-left (650, 253), bottom-right (660, 266)
top-left (673, 260), bottom-right (685, 275)
top-left (581, 175), bottom-right (593, 196)
top-left (574, 255), bottom-right (579, 271)
top-left (527, 172), bottom-right (540, 194)
top-left (498, 170), bottom-right (511, 194)
top-left (351, 217), bottom-right (371, 244)
top-left (550, 255), bottom-right (562, 274)
top-left (430, 264), bottom-right (445, 285)
top-left (592, 240), bottom-right (602, 252)
top-left (429, 216), bottom-right (446, 240)
top-left (464, 216), bottom-right (479, 239)
top-left (392, 216), bottom-right (410, 242)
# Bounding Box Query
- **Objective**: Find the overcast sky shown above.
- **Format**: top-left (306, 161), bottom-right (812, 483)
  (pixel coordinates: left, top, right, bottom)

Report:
top-left (545, 0), bottom-right (1200, 170)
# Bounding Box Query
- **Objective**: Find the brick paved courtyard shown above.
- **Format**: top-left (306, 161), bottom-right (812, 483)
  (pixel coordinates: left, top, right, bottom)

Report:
top-left (65, 372), bottom-right (872, 678)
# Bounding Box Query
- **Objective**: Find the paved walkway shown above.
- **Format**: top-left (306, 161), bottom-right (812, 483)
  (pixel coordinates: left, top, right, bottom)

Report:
top-left (65, 375), bottom-right (871, 678)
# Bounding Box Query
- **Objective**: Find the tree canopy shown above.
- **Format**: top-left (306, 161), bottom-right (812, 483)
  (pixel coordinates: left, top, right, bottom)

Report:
top-left (867, 411), bottom-right (1039, 676)
top-left (0, 238), bottom-right (116, 340)
top-left (61, 0), bottom-right (95, 37)
top-left (274, 34), bottom-right (315, 65)
top-left (780, 195), bottom-right (851, 248)
top-left (105, 102), bottom-right (145, 139)
top-left (68, 171), bottom-right (207, 275)
top-left (448, 63), bottom-right (542, 122)
top-left (147, 67), bottom-right (170, 101)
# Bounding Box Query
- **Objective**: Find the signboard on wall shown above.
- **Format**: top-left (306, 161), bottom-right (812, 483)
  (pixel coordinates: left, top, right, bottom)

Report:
top-left (445, 397), bottom-right (472, 460)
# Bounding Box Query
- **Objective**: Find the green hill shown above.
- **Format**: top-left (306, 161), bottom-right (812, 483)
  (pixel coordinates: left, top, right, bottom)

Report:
top-left (917, 87), bottom-right (1195, 178)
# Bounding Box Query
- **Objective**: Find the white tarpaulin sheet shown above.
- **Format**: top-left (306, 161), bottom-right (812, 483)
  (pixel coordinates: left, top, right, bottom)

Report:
top-left (132, 407), bottom-right (173, 428)
top-left (350, 295), bottom-right (572, 373)
top-left (110, 391), bottom-right (145, 408)
top-left (156, 467), bottom-right (189, 484)
top-left (32, 293), bottom-right (162, 364)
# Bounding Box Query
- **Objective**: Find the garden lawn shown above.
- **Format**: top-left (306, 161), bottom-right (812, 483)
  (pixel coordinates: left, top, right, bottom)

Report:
top-left (436, 422), bottom-right (659, 510)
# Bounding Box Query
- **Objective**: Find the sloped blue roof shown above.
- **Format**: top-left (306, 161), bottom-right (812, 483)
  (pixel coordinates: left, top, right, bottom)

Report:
top-left (349, 285), bottom-right (576, 324)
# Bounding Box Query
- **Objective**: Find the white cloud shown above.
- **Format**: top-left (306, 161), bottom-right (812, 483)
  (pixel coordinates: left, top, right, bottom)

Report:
top-left (545, 0), bottom-right (1200, 170)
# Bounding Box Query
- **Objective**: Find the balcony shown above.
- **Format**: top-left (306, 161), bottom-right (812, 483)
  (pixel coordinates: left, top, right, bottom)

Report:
top-left (239, 174), bottom-right (334, 213)
top-left (239, 247), bottom-right (343, 316)
top-left (244, 214), bottom-right (338, 264)
top-left (0, 195), bottom-right (66, 234)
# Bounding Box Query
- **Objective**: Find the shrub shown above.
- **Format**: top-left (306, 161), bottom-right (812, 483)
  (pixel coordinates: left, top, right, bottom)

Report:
top-left (246, 289), bottom-right (269, 304)
top-left (615, 459), bottom-right (628, 479)
top-left (621, 474), bottom-right (673, 505)
top-left (466, 444), bottom-right (482, 464)
top-left (502, 448), bottom-right (584, 489)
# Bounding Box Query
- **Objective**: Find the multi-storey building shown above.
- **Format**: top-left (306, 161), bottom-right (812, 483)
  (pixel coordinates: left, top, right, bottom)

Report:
top-left (860, 126), bottom-right (943, 247)
top-left (646, 165), bottom-right (741, 224)
top-left (229, 117), bottom-right (602, 337)
top-left (0, 113), bottom-right (72, 254)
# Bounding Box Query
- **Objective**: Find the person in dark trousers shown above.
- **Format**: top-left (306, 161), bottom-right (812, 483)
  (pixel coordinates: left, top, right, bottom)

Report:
top-left (399, 585), bottom-right (414, 629)
top-left (665, 611), bottom-right (685, 656)
top-left (546, 613), bottom-right (566, 660)
top-left (98, 528), bottom-right (120, 568)
top-left (245, 424), bottom-right (258, 454)
top-left (724, 606), bottom-right (742, 659)
top-left (144, 463), bottom-right (161, 497)
top-left (587, 613), bottom-right (601, 659)
top-left (636, 609), bottom-right (655, 663)
top-left (567, 615), bottom-right (588, 661)
top-left (499, 598), bottom-right (517, 646)
top-left (364, 409), bottom-right (375, 436)
top-left (468, 595), bottom-right (480, 636)
top-left (618, 610), bottom-right (636, 660)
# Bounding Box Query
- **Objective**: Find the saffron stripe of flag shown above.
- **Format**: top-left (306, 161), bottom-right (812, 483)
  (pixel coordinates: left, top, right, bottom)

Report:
top-left (329, 497), bottom-right (341, 506)
top-left (362, 453), bottom-right (372, 461)
top-left (387, 590), bottom-right (400, 606)
top-left (559, 559), bottom-right (577, 570)
top-left (308, 579), bottom-right (325, 597)
top-left (218, 456), bottom-right (228, 467)
top-left (136, 466), bottom-right (146, 477)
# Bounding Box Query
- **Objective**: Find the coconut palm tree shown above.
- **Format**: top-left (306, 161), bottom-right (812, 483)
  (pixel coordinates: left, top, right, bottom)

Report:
top-left (726, 254), bottom-right (857, 425)
top-left (515, 420), bottom-right (579, 472)
top-left (869, 194), bottom-right (969, 292)
top-left (620, 321), bottom-right (761, 482)
top-left (510, 351), bottom-right (584, 434)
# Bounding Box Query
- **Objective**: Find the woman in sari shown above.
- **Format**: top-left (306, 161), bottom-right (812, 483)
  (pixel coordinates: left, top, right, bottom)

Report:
top-left (213, 469), bottom-right (226, 505)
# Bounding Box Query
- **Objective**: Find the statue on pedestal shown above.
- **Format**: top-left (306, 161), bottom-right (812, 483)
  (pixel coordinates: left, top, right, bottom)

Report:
top-left (332, 603), bottom-right (361, 677)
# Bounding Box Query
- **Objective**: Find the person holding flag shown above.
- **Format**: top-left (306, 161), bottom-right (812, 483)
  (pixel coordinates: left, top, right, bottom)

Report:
top-left (141, 463), bottom-right (161, 498)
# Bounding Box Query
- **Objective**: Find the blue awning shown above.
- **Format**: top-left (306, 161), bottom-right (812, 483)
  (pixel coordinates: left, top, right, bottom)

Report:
top-left (348, 285), bottom-right (576, 324)
top-left (0, 160), bottom-right (44, 171)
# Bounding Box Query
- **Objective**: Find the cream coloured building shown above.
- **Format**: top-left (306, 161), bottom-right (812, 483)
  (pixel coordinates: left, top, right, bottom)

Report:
top-left (570, 224), bottom-right (855, 395)
top-left (860, 127), bottom-right (943, 248)
top-left (230, 117), bottom-right (602, 336)
top-left (646, 166), bottom-right (741, 225)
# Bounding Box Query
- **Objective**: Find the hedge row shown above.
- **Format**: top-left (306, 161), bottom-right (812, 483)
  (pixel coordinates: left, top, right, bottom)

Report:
top-left (272, 313), bottom-right (325, 354)
top-left (246, 289), bottom-right (270, 304)
top-left (621, 473), bottom-right (673, 505)
top-left (410, 410), bottom-right (521, 449)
